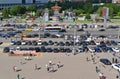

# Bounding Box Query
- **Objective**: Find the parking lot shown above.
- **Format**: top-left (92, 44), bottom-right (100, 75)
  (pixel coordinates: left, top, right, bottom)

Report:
top-left (0, 22), bottom-right (120, 79)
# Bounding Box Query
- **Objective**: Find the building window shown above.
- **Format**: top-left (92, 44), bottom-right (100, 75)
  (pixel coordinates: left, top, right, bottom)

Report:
top-left (22, 0), bottom-right (26, 4)
top-left (33, 0), bottom-right (36, 3)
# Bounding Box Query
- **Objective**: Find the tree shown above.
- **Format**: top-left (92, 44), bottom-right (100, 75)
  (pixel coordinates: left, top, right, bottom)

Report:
top-left (2, 8), bottom-right (10, 18)
top-left (27, 4), bottom-right (38, 12)
top-left (19, 6), bottom-right (26, 14)
top-left (86, 13), bottom-right (91, 19)
top-left (83, 3), bottom-right (93, 14)
top-left (10, 5), bottom-right (26, 16)
top-left (77, 9), bottom-right (84, 16)
top-left (117, 12), bottom-right (120, 17)
top-left (97, 7), bottom-right (102, 17)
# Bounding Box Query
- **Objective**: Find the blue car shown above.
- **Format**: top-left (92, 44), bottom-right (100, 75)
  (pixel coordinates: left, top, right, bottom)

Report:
top-left (100, 58), bottom-right (112, 65)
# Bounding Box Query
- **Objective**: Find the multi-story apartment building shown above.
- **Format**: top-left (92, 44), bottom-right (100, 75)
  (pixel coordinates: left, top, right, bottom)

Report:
top-left (0, 0), bottom-right (49, 10)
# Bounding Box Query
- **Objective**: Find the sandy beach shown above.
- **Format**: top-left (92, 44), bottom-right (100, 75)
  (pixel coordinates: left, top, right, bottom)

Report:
top-left (0, 52), bottom-right (118, 79)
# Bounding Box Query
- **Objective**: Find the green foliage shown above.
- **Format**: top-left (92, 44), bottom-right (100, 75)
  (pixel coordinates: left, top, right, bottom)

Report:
top-left (117, 12), bottom-right (120, 16)
top-left (27, 4), bottom-right (38, 12)
top-left (97, 7), bottom-right (102, 17)
top-left (2, 8), bottom-right (9, 18)
top-left (76, 9), bottom-right (84, 16)
top-left (86, 13), bottom-right (91, 19)
top-left (84, 3), bottom-right (93, 14)
top-left (10, 5), bottom-right (26, 16)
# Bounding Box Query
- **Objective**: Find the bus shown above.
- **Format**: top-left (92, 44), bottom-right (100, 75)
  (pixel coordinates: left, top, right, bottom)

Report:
top-left (44, 26), bottom-right (63, 32)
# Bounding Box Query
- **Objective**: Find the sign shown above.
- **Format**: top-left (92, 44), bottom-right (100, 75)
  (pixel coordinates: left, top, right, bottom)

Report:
top-left (102, 7), bottom-right (109, 18)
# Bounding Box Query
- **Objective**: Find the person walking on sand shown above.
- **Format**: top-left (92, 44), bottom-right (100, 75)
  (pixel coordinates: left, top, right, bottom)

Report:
top-left (17, 74), bottom-right (20, 79)
top-left (35, 64), bottom-right (37, 70)
top-left (13, 66), bottom-right (17, 72)
top-left (96, 66), bottom-right (100, 73)
top-left (49, 60), bottom-right (52, 66)
top-left (20, 59), bottom-right (23, 65)
top-left (46, 64), bottom-right (49, 72)
top-left (57, 61), bottom-right (61, 68)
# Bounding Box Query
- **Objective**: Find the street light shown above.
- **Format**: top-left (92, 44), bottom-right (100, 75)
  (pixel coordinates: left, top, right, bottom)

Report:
top-left (72, 19), bottom-right (76, 55)
top-left (38, 22), bottom-right (41, 40)
top-left (118, 26), bottom-right (120, 39)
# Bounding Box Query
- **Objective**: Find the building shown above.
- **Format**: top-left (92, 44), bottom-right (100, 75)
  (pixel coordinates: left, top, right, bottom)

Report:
top-left (49, 0), bottom-right (85, 2)
top-left (0, 0), bottom-right (49, 10)
top-left (112, 0), bottom-right (120, 3)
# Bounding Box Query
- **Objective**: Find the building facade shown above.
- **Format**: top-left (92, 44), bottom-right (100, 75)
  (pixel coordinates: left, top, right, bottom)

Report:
top-left (0, 0), bottom-right (49, 10)
top-left (112, 0), bottom-right (120, 3)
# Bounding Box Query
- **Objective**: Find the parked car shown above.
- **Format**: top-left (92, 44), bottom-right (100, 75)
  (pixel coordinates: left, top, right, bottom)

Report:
top-left (59, 47), bottom-right (66, 52)
top-left (40, 46), bottom-right (46, 52)
top-left (3, 47), bottom-right (10, 53)
top-left (98, 29), bottom-right (105, 31)
top-left (112, 47), bottom-right (120, 53)
top-left (38, 40), bottom-right (42, 45)
top-left (77, 29), bottom-right (84, 31)
top-left (112, 63), bottom-right (120, 71)
top-left (16, 41), bottom-right (21, 45)
top-left (46, 48), bottom-right (53, 52)
top-left (27, 41), bottom-right (32, 45)
top-left (48, 40), bottom-right (54, 45)
top-left (100, 58), bottom-right (112, 65)
top-left (21, 41), bottom-right (27, 45)
top-left (32, 41), bottom-right (37, 46)
top-left (53, 48), bottom-right (59, 53)
top-left (0, 41), bottom-right (3, 45)
top-left (77, 46), bottom-right (83, 53)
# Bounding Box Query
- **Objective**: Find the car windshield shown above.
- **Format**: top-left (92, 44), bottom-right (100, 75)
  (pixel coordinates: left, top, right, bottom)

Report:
top-left (115, 64), bottom-right (120, 68)
top-left (117, 64), bottom-right (120, 66)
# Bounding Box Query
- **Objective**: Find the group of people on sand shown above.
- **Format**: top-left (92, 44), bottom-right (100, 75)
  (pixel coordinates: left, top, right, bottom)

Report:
top-left (13, 59), bottom-right (63, 79)
top-left (95, 66), bottom-right (106, 79)
top-left (86, 52), bottom-right (106, 79)
top-left (45, 60), bottom-right (62, 72)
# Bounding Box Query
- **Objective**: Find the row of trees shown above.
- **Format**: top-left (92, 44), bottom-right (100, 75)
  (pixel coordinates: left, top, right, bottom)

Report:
top-left (2, 2), bottom-right (120, 19)
top-left (43, 2), bottom-right (120, 18)
top-left (2, 4), bottom-right (37, 18)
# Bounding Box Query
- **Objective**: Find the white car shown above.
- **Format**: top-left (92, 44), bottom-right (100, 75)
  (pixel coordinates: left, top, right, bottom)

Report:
top-left (21, 41), bottom-right (27, 45)
top-left (112, 63), bottom-right (120, 71)
top-left (112, 47), bottom-right (120, 52)
top-left (38, 40), bottom-right (42, 45)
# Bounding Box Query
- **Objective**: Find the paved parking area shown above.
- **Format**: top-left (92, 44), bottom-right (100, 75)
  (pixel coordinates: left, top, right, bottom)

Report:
top-left (0, 53), bottom-right (118, 79)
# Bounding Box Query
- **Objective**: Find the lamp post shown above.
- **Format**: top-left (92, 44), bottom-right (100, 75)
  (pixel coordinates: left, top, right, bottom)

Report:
top-left (72, 18), bottom-right (76, 55)
top-left (118, 26), bottom-right (120, 39)
top-left (38, 22), bottom-right (41, 40)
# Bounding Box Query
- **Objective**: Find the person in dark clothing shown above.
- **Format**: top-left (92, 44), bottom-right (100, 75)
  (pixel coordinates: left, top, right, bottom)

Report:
top-left (115, 59), bottom-right (118, 63)
top-left (17, 74), bottom-right (20, 79)
top-left (112, 58), bottom-right (114, 63)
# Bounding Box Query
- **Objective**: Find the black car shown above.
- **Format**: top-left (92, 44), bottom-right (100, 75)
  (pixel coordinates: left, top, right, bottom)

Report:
top-left (53, 48), bottom-right (59, 53)
top-left (32, 41), bottom-right (37, 46)
top-left (100, 58), bottom-right (112, 65)
top-left (59, 47), bottom-right (66, 52)
top-left (0, 41), bottom-right (3, 45)
top-left (41, 46), bottom-right (46, 52)
top-left (98, 29), bottom-right (105, 31)
top-left (46, 48), bottom-right (53, 52)
top-left (77, 29), bottom-right (84, 31)
top-left (48, 40), bottom-right (54, 45)
top-left (3, 47), bottom-right (10, 53)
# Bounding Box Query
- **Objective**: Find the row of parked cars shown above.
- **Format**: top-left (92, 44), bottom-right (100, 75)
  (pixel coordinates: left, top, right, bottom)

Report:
top-left (3, 46), bottom-right (73, 53)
